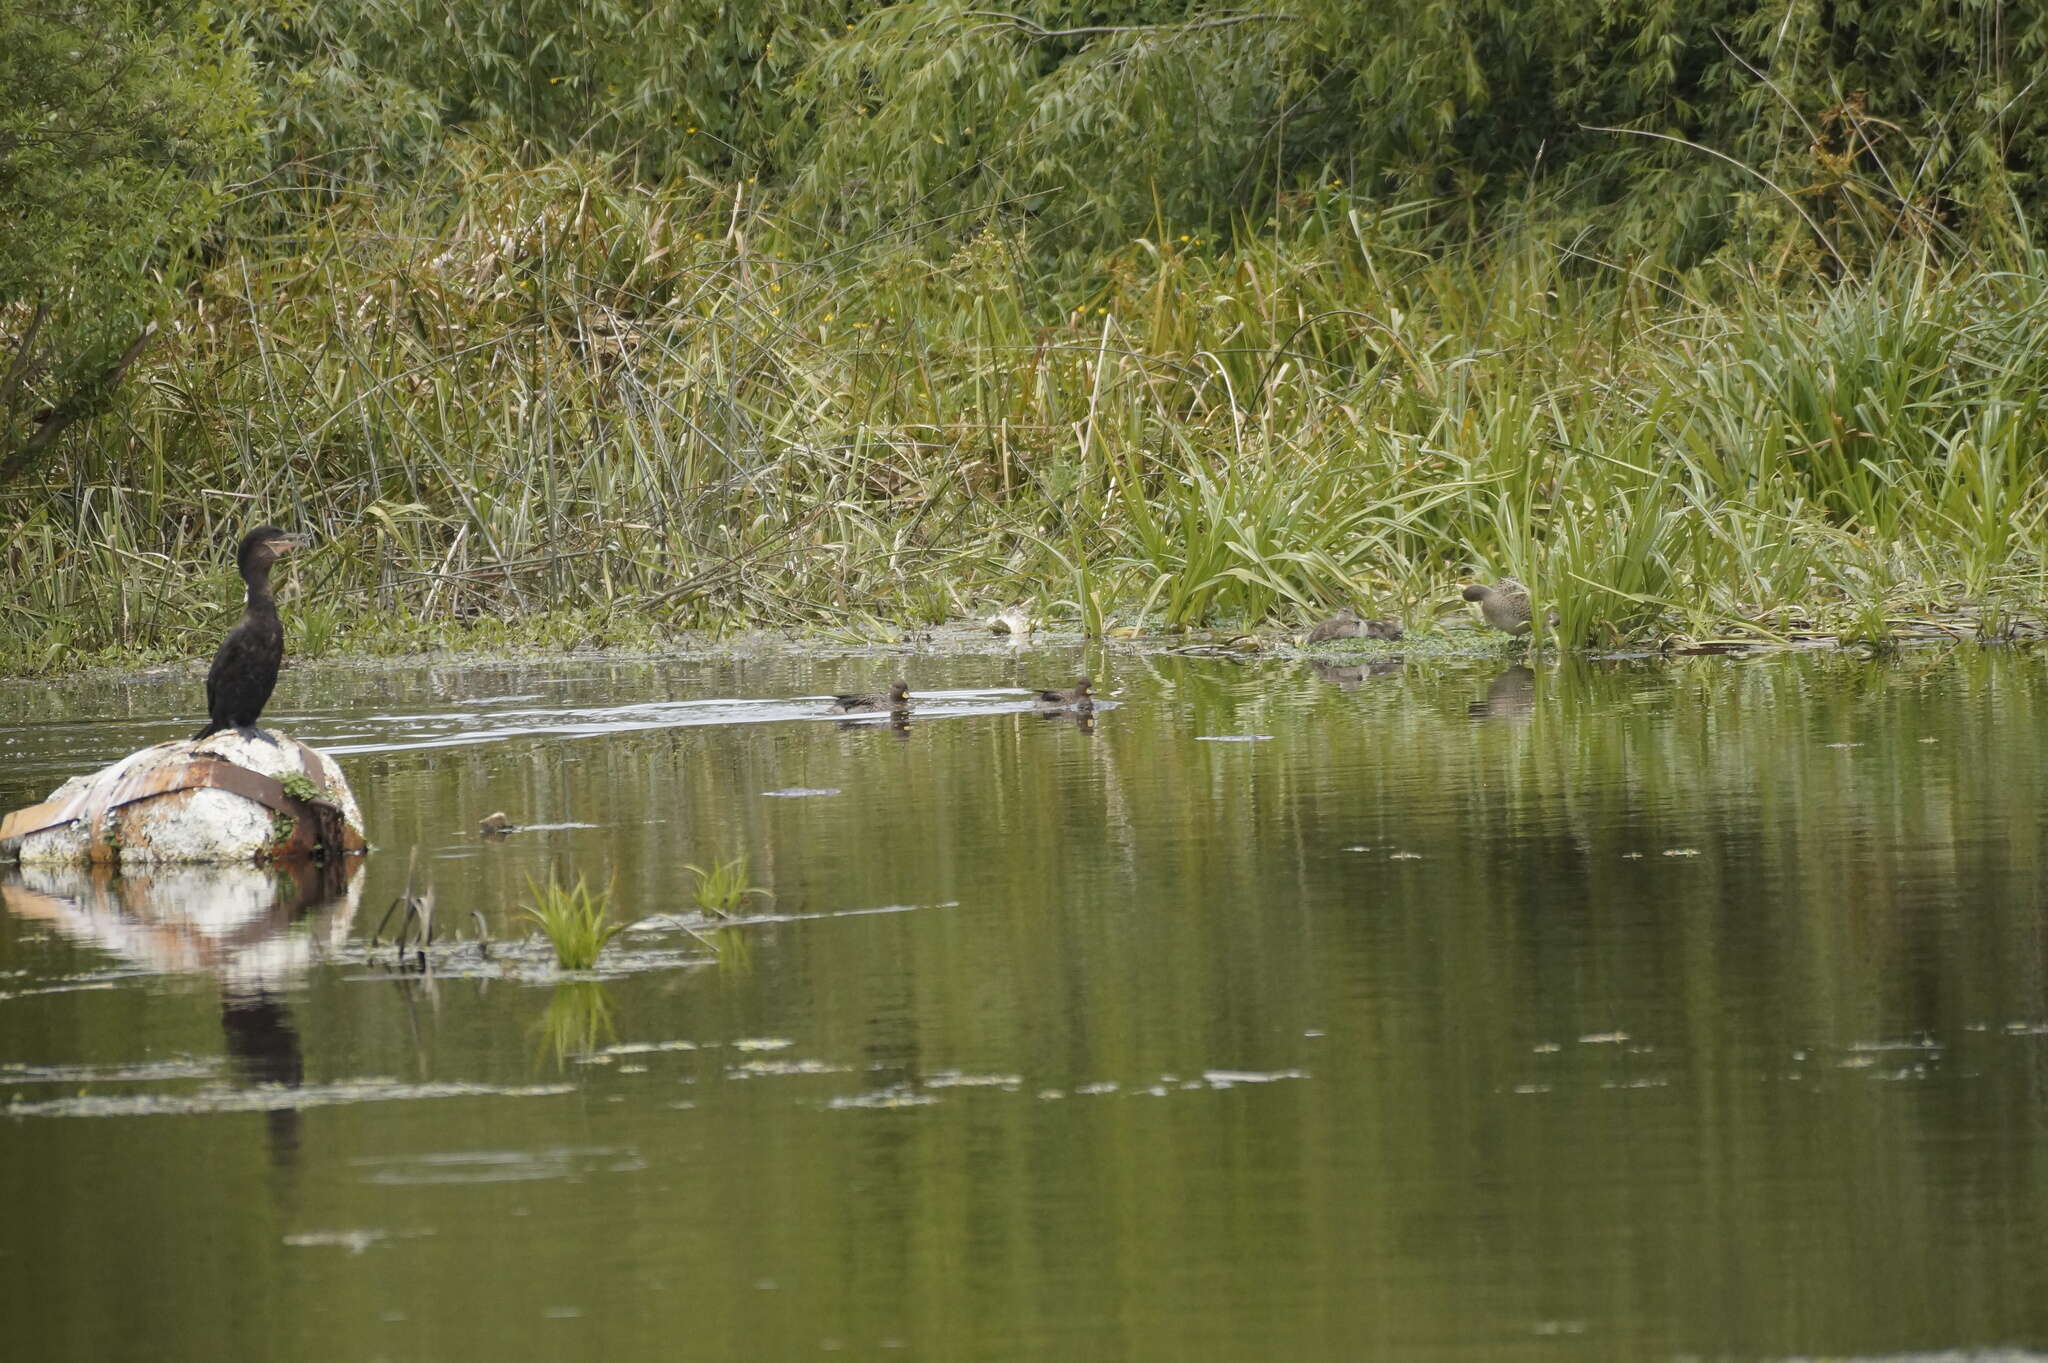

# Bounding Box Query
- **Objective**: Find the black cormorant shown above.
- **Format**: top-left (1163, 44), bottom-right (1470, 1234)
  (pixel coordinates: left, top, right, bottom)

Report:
top-left (193, 525), bottom-right (306, 743)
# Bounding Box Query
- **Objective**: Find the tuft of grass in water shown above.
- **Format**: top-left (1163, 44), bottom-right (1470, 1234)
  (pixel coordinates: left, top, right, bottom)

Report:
top-left (522, 871), bottom-right (626, 970)
top-left (683, 854), bottom-right (772, 919)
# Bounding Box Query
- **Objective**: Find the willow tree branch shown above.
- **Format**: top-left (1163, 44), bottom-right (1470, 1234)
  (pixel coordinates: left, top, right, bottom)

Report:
top-left (0, 300), bottom-right (50, 419)
top-left (0, 321), bottom-right (157, 483)
top-left (1580, 124), bottom-right (1849, 273)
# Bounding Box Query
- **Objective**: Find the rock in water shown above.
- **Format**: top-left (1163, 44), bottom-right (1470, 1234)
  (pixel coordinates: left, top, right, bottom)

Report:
top-left (987, 605), bottom-right (1038, 636)
top-left (0, 732), bottom-right (365, 866)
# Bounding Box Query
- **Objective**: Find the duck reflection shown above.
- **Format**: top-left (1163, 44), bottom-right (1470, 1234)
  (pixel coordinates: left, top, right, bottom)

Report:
top-left (1036, 707), bottom-right (1098, 735)
top-left (1468, 665), bottom-right (1537, 721)
top-left (0, 859), bottom-right (362, 1172)
top-left (1309, 658), bottom-right (1405, 691)
top-left (837, 714), bottom-right (914, 741)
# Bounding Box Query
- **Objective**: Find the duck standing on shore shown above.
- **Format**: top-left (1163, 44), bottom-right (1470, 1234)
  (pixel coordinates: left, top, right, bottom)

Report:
top-left (1461, 579), bottom-right (1555, 638)
top-left (194, 526), bottom-right (308, 744)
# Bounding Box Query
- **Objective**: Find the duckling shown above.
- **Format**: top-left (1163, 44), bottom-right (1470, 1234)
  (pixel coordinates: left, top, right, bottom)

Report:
top-left (1306, 607), bottom-right (1405, 643)
top-left (1034, 677), bottom-right (1094, 709)
top-left (1462, 579), bottom-right (1553, 637)
top-left (827, 681), bottom-right (912, 714)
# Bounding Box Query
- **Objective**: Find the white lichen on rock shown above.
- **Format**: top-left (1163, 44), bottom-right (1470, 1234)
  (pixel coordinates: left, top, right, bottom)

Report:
top-left (5, 731), bottom-right (364, 866)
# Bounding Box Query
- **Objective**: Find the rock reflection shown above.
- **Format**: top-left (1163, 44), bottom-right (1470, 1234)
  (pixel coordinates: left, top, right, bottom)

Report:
top-left (0, 859), bottom-right (361, 1171)
top-left (0, 859), bottom-right (361, 987)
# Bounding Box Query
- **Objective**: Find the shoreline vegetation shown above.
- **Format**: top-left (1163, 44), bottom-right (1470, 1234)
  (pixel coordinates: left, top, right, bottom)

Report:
top-left (9, 3), bottom-right (2048, 677)
top-left (0, 620), bottom-right (2007, 703)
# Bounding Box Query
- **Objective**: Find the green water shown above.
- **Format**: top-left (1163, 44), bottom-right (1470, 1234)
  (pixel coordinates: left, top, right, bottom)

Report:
top-left (4, 644), bottom-right (2048, 1362)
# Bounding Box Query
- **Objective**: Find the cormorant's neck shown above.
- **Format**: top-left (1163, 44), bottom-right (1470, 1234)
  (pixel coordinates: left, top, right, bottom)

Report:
top-left (243, 563), bottom-right (276, 611)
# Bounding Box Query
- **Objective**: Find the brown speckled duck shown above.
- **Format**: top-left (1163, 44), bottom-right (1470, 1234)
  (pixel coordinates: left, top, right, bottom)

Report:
top-left (1462, 580), bottom-right (1547, 637)
top-left (1306, 607), bottom-right (1404, 644)
top-left (827, 681), bottom-right (912, 714)
top-left (1034, 677), bottom-right (1094, 709)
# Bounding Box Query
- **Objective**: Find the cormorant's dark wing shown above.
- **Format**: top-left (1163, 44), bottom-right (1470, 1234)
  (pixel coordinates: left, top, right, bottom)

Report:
top-left (195, 630), bottom-right (235, 738)
top-left (199, 615), bottom-right (283, 732)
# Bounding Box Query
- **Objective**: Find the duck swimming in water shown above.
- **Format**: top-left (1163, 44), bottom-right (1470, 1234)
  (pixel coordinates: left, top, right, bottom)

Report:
top-left (194, 526), bottom-right (307, 744)
top-left (827, 681), bottom-right (912, 714)
top-left (1034, 677), bottom-right (1095, 709)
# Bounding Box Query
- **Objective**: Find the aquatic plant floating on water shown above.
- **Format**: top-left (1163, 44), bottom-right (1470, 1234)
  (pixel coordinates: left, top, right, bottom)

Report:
top-left (522, 871), bottom-right (626, 970)
top-left (683, 854), bottom-right (773, 919)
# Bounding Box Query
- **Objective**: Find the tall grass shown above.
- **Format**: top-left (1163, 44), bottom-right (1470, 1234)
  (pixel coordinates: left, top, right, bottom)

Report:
top-left (7, 153), bottom-right (2048, 668)
top-left (522, 870), bottom-right (626, 970)
top-left (684, 853), bottom-right (772, 919)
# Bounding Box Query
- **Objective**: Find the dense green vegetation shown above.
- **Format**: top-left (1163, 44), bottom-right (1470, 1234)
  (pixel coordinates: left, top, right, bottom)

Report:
top-left (0, 1), bottom-right (255, 486)
top-left (6, 0), bottom-right (2048, 670)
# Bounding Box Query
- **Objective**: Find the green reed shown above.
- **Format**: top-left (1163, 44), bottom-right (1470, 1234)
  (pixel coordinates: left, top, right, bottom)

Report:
top-left (683, 854), bottom-right (772, 919)
top-left (522, 871), bottom-right (627, 970)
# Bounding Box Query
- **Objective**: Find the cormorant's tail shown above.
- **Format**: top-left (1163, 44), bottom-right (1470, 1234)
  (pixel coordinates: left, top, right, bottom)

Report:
top-left (192, 720), bottom-right (226, 741)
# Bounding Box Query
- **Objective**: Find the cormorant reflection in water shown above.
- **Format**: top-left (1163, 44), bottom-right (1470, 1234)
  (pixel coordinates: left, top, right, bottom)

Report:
top-left (221, 991), bottom-right (306, 1171)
